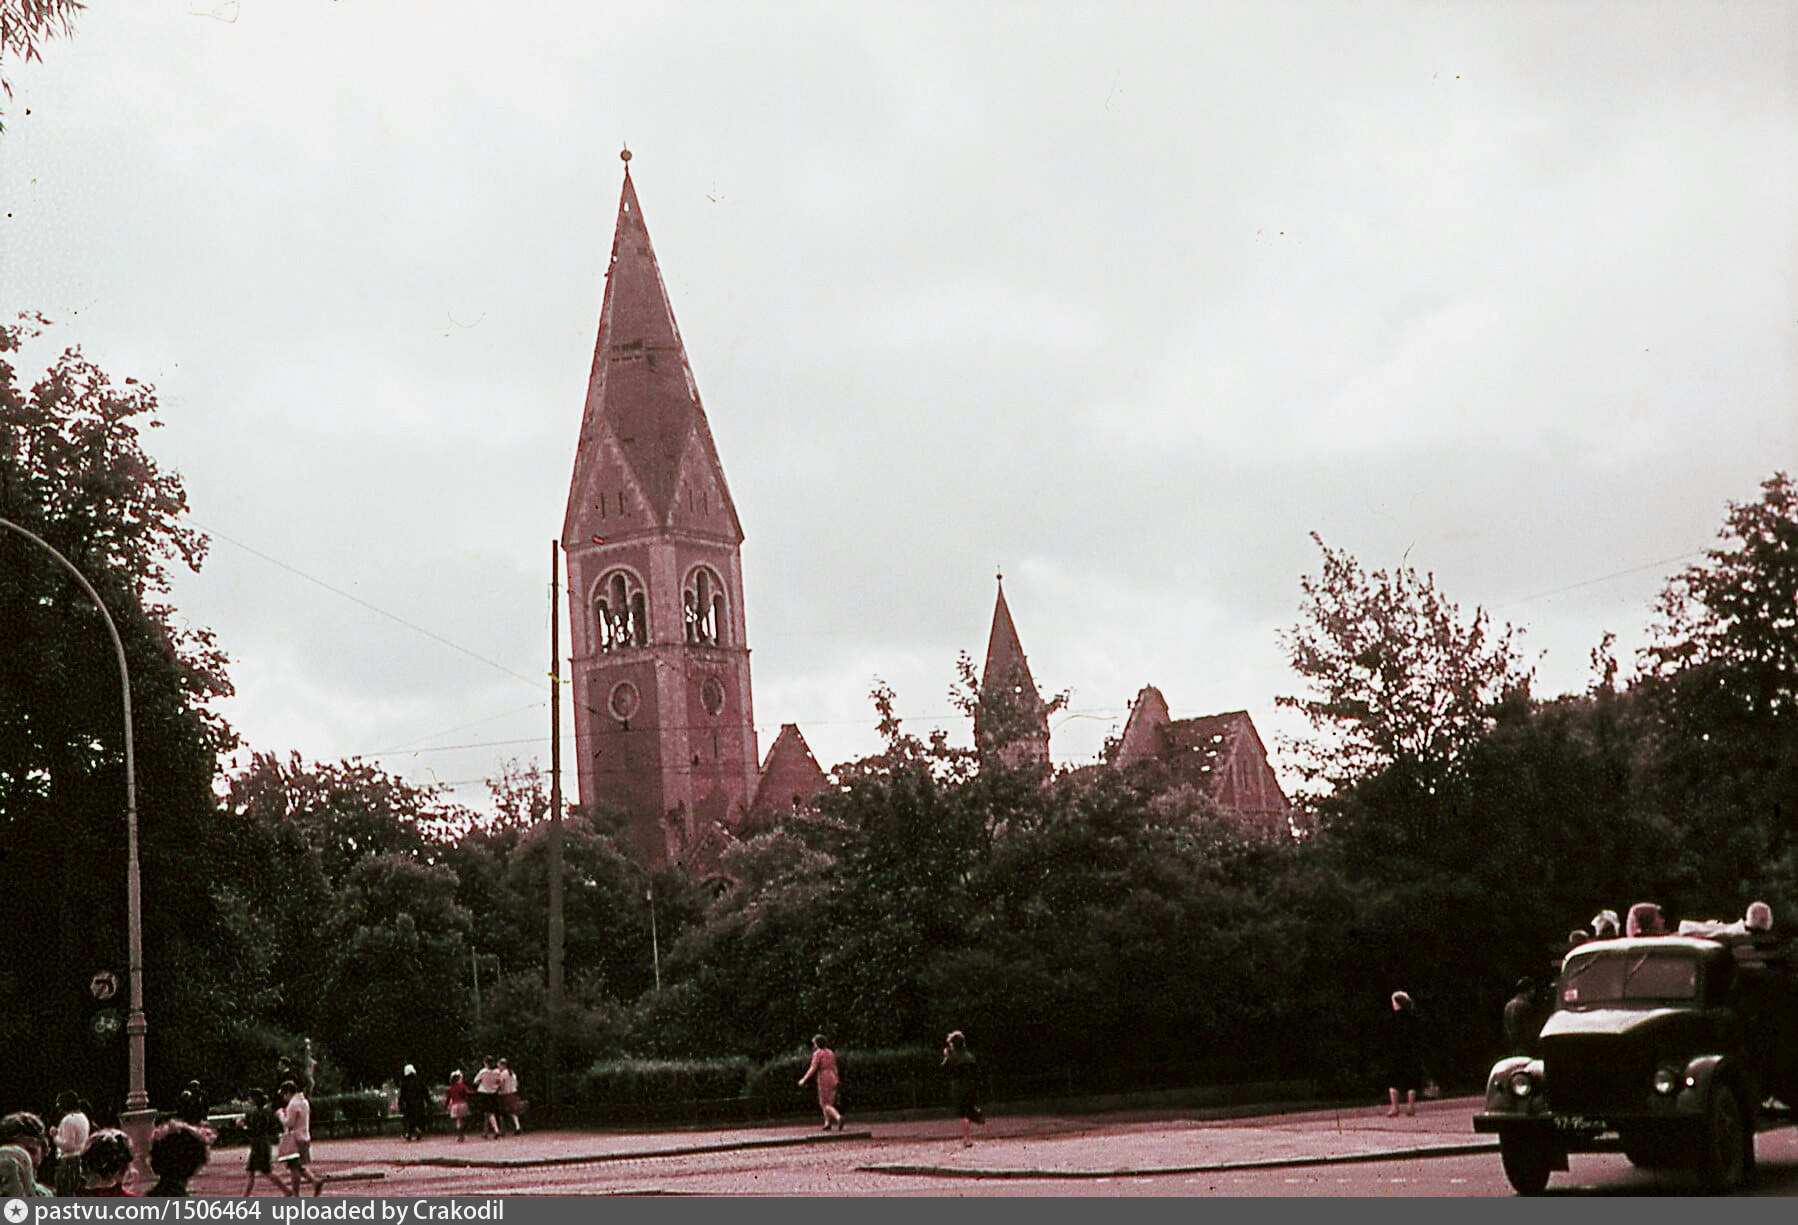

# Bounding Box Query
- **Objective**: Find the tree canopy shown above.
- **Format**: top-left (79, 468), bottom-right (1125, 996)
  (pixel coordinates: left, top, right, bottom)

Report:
top-left (1278, 532), bottom-right (1531, 795)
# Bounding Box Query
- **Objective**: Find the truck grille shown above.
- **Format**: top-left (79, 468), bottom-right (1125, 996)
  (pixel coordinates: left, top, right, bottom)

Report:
top-left (1543, 1035), bottom-right (1652, 1113)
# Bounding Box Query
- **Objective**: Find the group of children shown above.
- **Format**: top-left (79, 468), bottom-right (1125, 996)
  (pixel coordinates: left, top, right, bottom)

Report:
top-left (0, 1109), bottom-right (211, 1197)
top-left (241, 1082), bottom-right (327, 1196)
top-left (442, 1057), bottom-right (524, 1141)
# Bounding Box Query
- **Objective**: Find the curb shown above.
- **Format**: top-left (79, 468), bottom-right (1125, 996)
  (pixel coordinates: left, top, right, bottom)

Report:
top-left (388, 1129), bottom-right (874, 1169)
top-left (859, 1140), bottom-right (1501, 1180)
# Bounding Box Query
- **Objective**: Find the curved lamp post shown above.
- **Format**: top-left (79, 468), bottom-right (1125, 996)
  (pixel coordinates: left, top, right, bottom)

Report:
top-left (0, 517), bottom-right (152, 1156)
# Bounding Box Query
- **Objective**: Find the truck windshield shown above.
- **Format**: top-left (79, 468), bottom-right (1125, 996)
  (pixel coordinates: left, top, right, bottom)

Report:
top-left (1560, 950), bottom-right (1699, 1006)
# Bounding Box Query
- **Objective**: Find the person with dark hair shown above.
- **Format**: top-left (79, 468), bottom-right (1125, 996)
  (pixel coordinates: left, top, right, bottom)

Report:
top-left (1626, 901), bottom-right (1667, 938)
top-left (398, 1066), bottom-right (429, 1142)
top-left (174, 1081), bottom-right (209, 1129)
top-left (51, 1092), bottom-right (90, 1196)
top-left (78, 1129), bottom-right (137, 1196)
top-left (796, 1034), bottom-right (844, 1132)
top-left (1503, 979), bottom-right (1549, 1056)
top-left (145, 1122), bottom-right (209, 1196)
top-left (241, 1088), bottom-right (280, 1195)
top-left (275, 1081), bottom-right (325, 1196)
top-left (941, 1031), bottom-right (985, 1147)
top-left (471, 1057), bottom-right (504, 1140)
top-left (1385, 990), bottom-right (1424, 1117)
top-left (0, 1112), bottom-right (52, 1197)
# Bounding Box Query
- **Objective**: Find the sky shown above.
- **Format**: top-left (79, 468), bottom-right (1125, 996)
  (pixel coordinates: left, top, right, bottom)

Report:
top-left (4, 1), bottom-right (1794, 815)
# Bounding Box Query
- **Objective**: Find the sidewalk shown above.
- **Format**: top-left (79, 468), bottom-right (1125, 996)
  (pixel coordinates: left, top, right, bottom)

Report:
top-left (191, 1095), bottom-right (1494, 1190)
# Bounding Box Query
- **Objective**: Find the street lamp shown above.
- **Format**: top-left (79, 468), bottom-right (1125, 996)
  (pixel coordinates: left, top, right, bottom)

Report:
top-left (0, 517), bottom-right (152, 1160)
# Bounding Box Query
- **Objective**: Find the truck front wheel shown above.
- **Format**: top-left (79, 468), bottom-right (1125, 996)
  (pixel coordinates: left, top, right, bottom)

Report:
top-left (1697, 1082), bottom-right (1752, 1193)
top-left (1499, 1134), bottom-right (1553, 1195)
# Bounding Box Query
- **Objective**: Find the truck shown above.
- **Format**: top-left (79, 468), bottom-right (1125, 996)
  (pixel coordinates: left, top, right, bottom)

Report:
top-left (1473, 933), bottom-right (1798, 1194)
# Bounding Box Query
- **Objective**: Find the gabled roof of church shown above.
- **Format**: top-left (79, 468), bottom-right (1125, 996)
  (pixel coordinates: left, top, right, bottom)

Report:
top-left (981, 576), bottom-right (1039, 699)
top-left (564, 152), bottom-right (742, 540)
top-left (1111, 686), bottom-right (1291, 826)
top-left (752, 723), bottom-right (831, 814)
top-left (1158, 710), bottom-right (1255, 779)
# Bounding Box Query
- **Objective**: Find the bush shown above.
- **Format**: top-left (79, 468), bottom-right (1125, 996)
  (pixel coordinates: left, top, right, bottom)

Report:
top-left (749, 1046), bottom-right (940, 1115)
top-left (573, 1057), bottom-right (752, 1108)
top-left (312, 1089), bottom-right (393, 1135)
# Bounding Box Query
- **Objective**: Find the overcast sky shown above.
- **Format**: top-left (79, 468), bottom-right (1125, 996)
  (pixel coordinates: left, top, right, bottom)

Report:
top-left (5, 1), bottom-right (1794, 813)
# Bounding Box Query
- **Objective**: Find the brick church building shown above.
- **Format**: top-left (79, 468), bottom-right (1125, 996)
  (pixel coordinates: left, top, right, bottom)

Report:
top-left (562, 154), bottom-right (1288, 868)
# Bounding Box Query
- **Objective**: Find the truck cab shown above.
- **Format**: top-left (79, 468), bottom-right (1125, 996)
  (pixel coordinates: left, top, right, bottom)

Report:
top-left (1473, 934), bottom-right (1798, 1194)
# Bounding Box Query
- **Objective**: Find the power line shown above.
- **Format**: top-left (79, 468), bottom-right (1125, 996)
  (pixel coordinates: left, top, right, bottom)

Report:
top-left (369, 701), bottom-right (549, 756)
top-left (185, 516), bottom-right (545, 689)
top-left (1490, 550), bottom-right (1704, 611)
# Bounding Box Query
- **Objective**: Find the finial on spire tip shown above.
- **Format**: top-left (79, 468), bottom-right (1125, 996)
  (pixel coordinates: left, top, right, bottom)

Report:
top-left (620, 145), bottom-right (632, 164)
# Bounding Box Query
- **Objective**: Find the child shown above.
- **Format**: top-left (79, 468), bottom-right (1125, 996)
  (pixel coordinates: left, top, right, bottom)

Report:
top-left (79, 1129), bottom-right (139, 1196)
top-left (444, 1071), bottom-right (471, 1142)
top-left (144, 1122), bottom-right (209, 1197)
top-left (242, 1088), bottom-right (280, 1195)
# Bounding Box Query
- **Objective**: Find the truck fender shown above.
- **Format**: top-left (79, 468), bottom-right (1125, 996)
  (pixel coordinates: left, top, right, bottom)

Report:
top-left (1676, 1054), bottom-right (1748, 1114)
top-left (1484, 1056), bottom-right (1544, 1112)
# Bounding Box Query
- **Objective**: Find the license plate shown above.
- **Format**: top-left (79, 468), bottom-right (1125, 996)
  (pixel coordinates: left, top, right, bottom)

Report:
top-left (1554, 1116), bottom-right (1609, 1132)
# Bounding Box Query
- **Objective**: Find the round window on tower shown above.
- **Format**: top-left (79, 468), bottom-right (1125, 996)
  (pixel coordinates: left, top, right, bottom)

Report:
top-left (608, 681), bottom-right (641, 721)
top-left (700, 676), bottom-right (726, 716)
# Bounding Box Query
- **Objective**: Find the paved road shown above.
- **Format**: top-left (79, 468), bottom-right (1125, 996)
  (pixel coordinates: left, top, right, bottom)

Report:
top-left (169, 1098), bottom-right (1798, 1197)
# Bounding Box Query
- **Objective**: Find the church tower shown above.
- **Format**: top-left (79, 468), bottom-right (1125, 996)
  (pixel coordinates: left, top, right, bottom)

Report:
top-left (977, 576), bottom-right (1051, 771)
top-left (562, 151), bottom-right (759, 868)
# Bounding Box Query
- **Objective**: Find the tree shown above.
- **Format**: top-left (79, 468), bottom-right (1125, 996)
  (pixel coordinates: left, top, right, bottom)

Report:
top-left (1647, 472), bottom-right (1798, 721)
top-left (316, 853), bottom-right (472, 1085)
top-left (1640, 472), bottom-right (1798, 906)
top-left (225, 752), bottom-right (466, 888)
top-left (1278, 533), bottom-right (1531, 795)
top-left (1, 314), bottom-right (241, 1107)
top-left (0, 0), bottom-right (84, 127)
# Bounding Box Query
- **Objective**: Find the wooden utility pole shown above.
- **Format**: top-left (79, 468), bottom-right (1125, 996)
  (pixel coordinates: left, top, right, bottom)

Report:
top-left (547, 541), bottom-right (566, 1111)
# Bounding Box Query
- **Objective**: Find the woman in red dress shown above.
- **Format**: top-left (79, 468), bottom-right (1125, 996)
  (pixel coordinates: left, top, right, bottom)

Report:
top-left (796, 1034), bottom-right (843, 1132)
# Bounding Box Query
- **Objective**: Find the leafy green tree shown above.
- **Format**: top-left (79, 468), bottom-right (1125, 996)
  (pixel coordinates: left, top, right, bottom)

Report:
top-left (226, 752), bottom-right (464, 887)
top-left (316, 853), bottom-right (472, 1085)
top-left (1640, 472), bottom-right (1798, 908)
top-left (1279, 533), bottom-right (1531, 795)
top-left (1647, 472), bottom-right (1798, 719)
top-left (0, 314), bottom-right (247, 1108)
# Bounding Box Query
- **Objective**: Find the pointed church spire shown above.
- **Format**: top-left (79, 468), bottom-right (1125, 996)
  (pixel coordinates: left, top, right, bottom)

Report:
top-left (978, 573), bottom-right (1050, 770)
top-left (565, 150), bottom-right (742, 542)
top-left (981, 572), bottom-right (1037, 697)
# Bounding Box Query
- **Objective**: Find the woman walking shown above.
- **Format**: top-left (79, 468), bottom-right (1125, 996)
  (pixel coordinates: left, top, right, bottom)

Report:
top-left (796, 1035), bottom-right (844, 1132)
top-left (941, 1031), bottom-right (985, 1147)
top-left (1385, 990), bottom-right (1424, 1117)
top-left (398, 1066), bottom-right (429, 1142)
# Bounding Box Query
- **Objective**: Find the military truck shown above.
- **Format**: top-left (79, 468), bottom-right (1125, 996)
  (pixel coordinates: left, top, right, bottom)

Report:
top-left (1473, 933), bottom-right (1798, 1194)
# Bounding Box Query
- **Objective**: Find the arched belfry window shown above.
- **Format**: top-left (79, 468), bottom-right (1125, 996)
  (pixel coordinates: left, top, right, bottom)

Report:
top-left (683, 565), bottom-right (727, 646)
top-left (595, 569), bottom-right (647, 651)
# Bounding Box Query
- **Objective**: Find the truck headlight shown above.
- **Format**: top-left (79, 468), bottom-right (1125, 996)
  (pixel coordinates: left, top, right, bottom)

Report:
top-left (1508, 1070), bottom-right (1535, 1097)
top-left (1652, 1066), bottom-right (1681, 1095)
